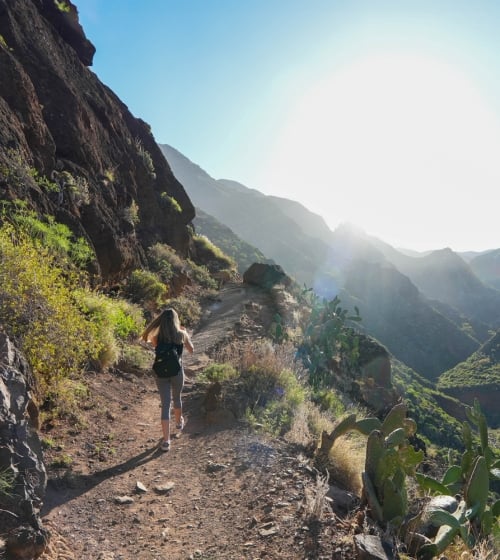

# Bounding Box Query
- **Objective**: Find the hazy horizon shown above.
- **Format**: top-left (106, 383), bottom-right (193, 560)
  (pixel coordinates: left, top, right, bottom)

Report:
top-left (78, 1), bottom-right (500, 253)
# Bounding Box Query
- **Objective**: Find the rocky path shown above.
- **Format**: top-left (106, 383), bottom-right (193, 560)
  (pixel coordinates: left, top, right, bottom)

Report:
top-left (39, 283), bottom-right (346, 560)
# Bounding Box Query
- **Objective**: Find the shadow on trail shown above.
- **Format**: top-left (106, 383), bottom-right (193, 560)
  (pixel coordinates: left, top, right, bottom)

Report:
top-left (41, 443), bottom-right (161, 515)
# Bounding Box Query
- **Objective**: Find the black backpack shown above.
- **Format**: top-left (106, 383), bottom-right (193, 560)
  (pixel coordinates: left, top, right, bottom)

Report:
top-left (152, 342), bottom-right (182, 378)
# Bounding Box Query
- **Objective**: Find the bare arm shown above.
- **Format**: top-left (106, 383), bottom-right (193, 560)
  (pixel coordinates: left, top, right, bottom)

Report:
top-left (181, 328), bottom-right (194, 353)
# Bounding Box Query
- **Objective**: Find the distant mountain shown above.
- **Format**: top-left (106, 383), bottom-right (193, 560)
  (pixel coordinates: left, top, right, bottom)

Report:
top-left (469, 249), bottom-right (500, 290)
top-left (371, 239), bottom-right (500, 338)
top-left (193, 208), bottom-right (274, 273)
top-left (458, 250), bottom-right (493, 263)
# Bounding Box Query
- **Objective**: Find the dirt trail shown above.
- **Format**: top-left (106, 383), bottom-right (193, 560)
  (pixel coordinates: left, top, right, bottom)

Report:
top-left (186, 283), bottom-right (275, 365)
top-left (40, 283), bottom-right (347, 560)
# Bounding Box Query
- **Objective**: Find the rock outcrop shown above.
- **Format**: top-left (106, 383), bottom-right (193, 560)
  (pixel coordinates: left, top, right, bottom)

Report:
top-left (243, 263), bottom-right (291, 290)
top-left (0, 332), bottom-right (48, 549)
top-left (0, 0), bottom-right (195, 284)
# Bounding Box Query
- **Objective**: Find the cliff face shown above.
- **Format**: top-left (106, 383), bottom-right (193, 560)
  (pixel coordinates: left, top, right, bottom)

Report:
top-left (0, 0), bottom-right (195, 283)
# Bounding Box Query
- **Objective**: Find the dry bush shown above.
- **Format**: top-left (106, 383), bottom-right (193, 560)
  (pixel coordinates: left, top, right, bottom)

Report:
top-left (218, 339), bottom-right (300, 377)
top-left (214, 340), bottom-right (309, 434)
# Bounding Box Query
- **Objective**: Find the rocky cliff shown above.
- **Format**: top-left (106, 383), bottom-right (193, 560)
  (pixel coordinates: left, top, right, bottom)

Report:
top-left (0, 0), bottom-right (195, 284)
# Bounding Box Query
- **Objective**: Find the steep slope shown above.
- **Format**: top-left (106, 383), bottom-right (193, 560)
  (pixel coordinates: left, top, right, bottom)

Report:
top-left (258, 193), bottom-right (335, 244)
top-left (160, 143), bottom-right (333, 287)
top-left (340, 259), bottom-right (479, 381)
top-left (0, 0), bottom-right (195, 284)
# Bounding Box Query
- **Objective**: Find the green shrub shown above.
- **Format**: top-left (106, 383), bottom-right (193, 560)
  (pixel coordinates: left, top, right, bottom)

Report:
top-left (50, 453), bottom-right (73, 468)
top-left (123, 200), bottom-right (140, 226)
top-left (186, 260), bottom-right (217, 289)
top-left (147, 243), bottom-right (182, 282)
top-left (77, 291), bottom-right (144, 340)
top-left (124, 269), bottom-right (166, 305)
top-left (163, 296), bottom-right (201, 327)
top-left (46, 377), bottom-right (91, 419)
top-left (193, 234), bottom-right (236, 270)
top-left (0, 468), bottom-right (14, 498)
top-left (0, 224), bottom-right (101, 398)
top-left (76, 291), bottom-right (145, 367)
top-left (313, 388), bottom-right (346, 417)
top-left (30, 168), bottom-right (58, 193)
top-left (160, 193), bottom-right (182, 213)
top-left (4, 206), bottom-right (94, 268)
top-left (54, 0), bottom-right (70, 12)
top-left (243, 366), bottom-right (307, 435)
top-left (134, 138), bottom-right (155, 176)
top-left (201, 363), bottom-right (238, 383)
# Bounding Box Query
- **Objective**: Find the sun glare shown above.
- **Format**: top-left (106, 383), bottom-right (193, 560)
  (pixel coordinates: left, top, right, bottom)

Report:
top-left (264, 52), bottom-right (500, 251)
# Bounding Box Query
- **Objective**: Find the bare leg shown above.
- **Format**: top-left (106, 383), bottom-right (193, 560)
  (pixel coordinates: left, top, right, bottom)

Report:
top-left (161, 419), bottom-right (170, 443)
top-left (173, 407), bottom-right (183, 427)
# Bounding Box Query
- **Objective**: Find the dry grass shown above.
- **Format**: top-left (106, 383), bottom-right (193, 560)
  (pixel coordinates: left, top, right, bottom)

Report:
top-left (286, 400), bottom-right (335, 446)
top-left (327, 433), bottom-right (366, 496)
top-left (438, 537), bottom-right (499, 560)
top-left (304, 471), bottom-right (331, 521)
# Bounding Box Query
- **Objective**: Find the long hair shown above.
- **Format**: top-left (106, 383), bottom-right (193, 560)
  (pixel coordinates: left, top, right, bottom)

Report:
top-left (141, 308), bottom-right (184, 345)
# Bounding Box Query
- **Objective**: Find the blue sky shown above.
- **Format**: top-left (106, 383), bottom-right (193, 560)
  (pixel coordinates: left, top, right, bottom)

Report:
top-left (77, 1), bottom-right (500, 252)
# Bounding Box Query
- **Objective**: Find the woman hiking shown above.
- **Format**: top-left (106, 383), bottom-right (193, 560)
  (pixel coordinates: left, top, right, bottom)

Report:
top-left (141, 308), bottom-right (194, 451)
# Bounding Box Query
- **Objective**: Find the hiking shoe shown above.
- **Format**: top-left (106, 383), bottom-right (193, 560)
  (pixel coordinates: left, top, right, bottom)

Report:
top-left (176, 417), bottom-right (185, 431)
top-left (160, 440), bottom-right (171, 452)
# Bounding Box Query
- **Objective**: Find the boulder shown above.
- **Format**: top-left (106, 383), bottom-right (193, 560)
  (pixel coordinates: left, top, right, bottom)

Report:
top-left (354, 534), bottom-right (396, 560)
top-left (243, 263), bottom-right (291, 290)
top-left (419, 495), bottom-right (459, 537)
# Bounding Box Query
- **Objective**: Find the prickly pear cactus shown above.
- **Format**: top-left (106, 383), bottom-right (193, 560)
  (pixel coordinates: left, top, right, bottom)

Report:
top-left (416, 400), bottom-right (500, 559)
top-left (361, 403), bottom-right (423, 527)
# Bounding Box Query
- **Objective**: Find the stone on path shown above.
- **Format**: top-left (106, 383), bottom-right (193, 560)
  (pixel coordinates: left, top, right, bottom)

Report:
top-left (154, 481), bottom-right (175, 494)
top-left (114, 495), bottom-right (134, 504)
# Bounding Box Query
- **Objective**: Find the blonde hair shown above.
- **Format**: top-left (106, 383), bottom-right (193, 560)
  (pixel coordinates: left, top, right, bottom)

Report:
top-left (141, 308), bottom-right (184, 345)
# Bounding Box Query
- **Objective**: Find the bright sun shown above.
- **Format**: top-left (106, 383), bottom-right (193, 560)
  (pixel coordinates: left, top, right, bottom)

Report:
top-left (265, 52), bottom-right (500, 251)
